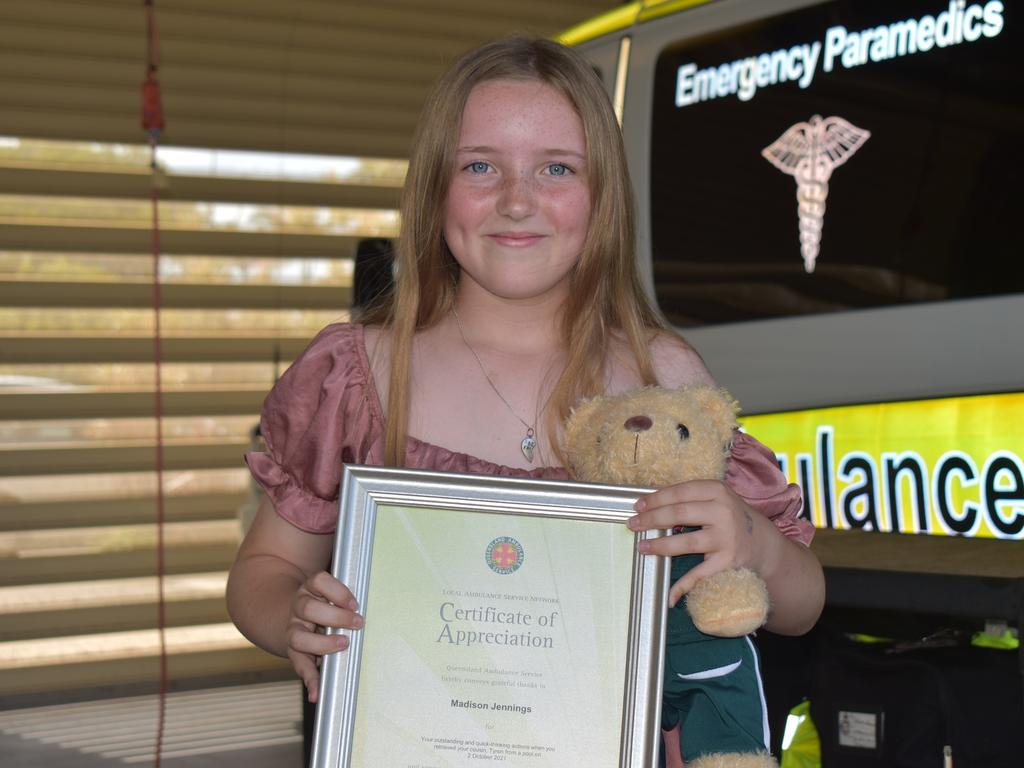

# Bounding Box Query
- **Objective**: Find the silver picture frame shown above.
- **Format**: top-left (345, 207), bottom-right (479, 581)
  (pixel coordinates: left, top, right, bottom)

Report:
top-left (311, 465), bottom-right (670, 768)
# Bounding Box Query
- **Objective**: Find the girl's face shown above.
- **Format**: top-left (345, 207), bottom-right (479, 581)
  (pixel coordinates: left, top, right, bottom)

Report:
top-left (444, 79), bottom-right (591, 305)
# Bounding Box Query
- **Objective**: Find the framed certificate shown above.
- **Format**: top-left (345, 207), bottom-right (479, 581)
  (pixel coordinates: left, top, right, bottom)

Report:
top-left (311, 465), bottom-right (669, 768)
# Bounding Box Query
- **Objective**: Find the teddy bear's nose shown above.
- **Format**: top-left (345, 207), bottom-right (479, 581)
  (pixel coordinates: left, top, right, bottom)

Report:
top-left (624, 415), bottom-right (652, 433)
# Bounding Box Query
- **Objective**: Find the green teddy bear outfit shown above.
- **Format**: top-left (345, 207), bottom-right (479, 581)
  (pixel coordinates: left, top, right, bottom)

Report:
top-left (659, 550), bottom-right (771, 765)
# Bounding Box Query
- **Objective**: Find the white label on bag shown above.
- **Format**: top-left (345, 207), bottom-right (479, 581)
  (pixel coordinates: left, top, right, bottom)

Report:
top-left (837, 710), bottom-right (880, 749)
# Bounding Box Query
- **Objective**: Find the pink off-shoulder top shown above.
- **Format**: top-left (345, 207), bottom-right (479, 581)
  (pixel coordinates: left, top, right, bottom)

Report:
top-left (245, 323), bottom-right (814, 545)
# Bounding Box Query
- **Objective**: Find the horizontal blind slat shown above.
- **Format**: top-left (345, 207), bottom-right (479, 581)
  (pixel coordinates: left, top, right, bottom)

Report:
top-left (0, 280), bottom-right (351, 310)
top-left (0, 442), bottom-right (249, 477)
top-left (0, 389), bottom-right (268, 420)
top-left (0, 17), bottom-right (475, 64)
top-left (0, 106), bottom-right (417, 158)
top-left (0, 60), bottom-right (430, 112)
top-left (0, 336), bottom-right (311, 363)
top-left (0, 224), bottom-right (360, 257)
top-left (0, 494), bottom-right (249, 531)
top-left (0, 166), bottom-right (402, 209)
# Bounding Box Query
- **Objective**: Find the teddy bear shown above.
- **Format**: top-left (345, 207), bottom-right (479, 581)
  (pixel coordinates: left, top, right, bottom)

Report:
top-left (564, 384), bottom-right (777, 768)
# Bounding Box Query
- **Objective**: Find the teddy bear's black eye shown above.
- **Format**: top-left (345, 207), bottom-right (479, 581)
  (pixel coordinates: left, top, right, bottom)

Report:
top-left (676, 424), bottom-right (690, 440)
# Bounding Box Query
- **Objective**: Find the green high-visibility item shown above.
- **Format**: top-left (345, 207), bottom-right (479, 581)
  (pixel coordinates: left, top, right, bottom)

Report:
top-left (971, 627), bottom-right (1019, 650)
top-left (780, 700), bottom-right (821, 768)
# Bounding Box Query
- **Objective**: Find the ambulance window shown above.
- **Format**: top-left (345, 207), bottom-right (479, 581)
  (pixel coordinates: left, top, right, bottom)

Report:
top-left (648, 0), bottom-right (1021, 327)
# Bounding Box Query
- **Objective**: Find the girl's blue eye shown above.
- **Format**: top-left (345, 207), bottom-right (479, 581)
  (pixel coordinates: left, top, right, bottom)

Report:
top-left (548, 163), bottom-right (570, 176)
top-left (468, 161), bottom-right (490, 174)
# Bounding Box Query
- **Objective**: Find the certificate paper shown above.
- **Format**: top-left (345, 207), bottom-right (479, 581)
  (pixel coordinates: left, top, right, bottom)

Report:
top-left (312, 467), bottom-right (668, 768)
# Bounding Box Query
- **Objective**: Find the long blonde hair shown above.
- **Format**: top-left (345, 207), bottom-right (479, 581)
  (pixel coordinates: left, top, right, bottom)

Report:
top-left (361, 36), bottom-right (669, 467)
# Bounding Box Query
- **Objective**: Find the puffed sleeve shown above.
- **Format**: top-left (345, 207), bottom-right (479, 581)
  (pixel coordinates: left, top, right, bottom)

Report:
top-left (726, 431), bottom-right (815, 546)
top-left (245, 324), bottom-right (382, 534)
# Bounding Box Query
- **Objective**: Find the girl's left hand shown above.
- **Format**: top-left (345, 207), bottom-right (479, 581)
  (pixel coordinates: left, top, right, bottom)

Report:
top-left (627, 479), bottom-right (765, 607)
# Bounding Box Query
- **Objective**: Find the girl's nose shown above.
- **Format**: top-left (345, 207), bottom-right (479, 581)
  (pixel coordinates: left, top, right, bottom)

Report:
top-left (496, 174), bottom-right (536, 219)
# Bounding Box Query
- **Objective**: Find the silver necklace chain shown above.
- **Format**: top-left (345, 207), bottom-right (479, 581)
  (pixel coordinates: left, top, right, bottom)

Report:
top-left (451, 306), bottom-right (546, 464)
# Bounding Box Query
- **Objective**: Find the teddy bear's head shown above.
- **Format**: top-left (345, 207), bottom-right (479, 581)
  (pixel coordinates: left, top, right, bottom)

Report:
top-left (564, 385), bottom-right (739, 487)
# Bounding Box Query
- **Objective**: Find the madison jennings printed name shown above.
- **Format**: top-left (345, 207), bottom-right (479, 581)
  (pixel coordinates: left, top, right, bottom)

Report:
top-left (451, 699), bottom-right (532, 715)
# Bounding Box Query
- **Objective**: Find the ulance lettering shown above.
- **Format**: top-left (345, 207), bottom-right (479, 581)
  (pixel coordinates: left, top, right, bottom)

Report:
top-left (778, 428), bottom-right (1023, 539)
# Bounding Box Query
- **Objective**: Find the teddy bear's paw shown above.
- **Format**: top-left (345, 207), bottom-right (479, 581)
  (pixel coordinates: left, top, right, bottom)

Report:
top-left (688, 751), bottom-right (777, 768)
top-left (686, 567), bottom-right (769, 637)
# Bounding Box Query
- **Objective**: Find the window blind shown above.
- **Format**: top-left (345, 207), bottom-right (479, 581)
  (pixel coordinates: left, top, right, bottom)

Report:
top-left (0, 0), bottom-right (618, 700)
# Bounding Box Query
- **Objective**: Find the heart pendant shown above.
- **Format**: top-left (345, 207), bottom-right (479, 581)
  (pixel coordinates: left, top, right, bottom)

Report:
top-left (521, 434), bottom-right (537, 463)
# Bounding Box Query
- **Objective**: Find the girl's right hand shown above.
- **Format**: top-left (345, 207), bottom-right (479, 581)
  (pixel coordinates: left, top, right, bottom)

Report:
top-left (288, 570), bottom-right (364, 703)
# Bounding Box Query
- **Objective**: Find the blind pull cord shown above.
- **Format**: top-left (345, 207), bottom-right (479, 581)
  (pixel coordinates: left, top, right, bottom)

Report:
top-left (141, 2), bottom-right (168, 766)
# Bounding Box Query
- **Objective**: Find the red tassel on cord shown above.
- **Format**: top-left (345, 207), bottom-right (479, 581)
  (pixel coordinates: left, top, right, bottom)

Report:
top-left (141, 68), bottom-right (165, 139)
top-left (142, 0), bottom-right (164, 142)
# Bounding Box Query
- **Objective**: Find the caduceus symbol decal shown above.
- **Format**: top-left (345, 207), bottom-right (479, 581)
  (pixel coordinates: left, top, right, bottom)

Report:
top-left (762, 115), bottom-right (870, 273)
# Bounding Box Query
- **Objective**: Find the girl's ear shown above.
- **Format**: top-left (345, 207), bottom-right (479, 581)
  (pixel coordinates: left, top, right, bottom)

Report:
top-left (689, 385), bottom-right (740, 444)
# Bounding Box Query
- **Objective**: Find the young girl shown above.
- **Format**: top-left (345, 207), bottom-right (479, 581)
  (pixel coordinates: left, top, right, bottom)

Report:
top-left (226, 36), bottom-right (824, 765)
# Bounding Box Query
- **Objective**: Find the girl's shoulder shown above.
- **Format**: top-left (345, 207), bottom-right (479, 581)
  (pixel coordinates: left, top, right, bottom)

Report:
top-left (265, 322), bottom-right (389, 422)
top-left (647, 329), bottom-right (715, 389)
top-left (282, 321), bottom-right (366, 375)
top-left (605, 328), bottom-right (714, 393)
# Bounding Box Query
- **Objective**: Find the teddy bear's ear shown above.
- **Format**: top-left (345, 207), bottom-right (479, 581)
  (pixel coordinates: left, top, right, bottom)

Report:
top-left (563, 396), bottom-right (608, 476)
top-left (690, 385), bottom-right (740, 443)
top-left (564, 396), bottom-right (602, 444)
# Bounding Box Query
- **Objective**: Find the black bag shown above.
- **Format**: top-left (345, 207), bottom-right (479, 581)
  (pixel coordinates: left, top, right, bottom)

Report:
top-left (809, 631), bottom-right (1023, 768)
